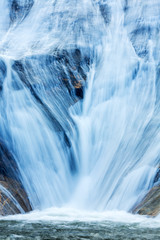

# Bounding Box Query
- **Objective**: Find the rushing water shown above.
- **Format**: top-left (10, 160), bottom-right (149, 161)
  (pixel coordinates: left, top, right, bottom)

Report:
top-left (0, 208), bottom-right (160, 240)
top-left (0, 0), bottom-right (160, 238)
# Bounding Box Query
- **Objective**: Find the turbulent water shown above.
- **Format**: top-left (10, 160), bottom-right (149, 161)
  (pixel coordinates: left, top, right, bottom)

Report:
top-left (0, 0), bottom-right (160, 228)
top-left (0, 208), bottom-right (160, 240)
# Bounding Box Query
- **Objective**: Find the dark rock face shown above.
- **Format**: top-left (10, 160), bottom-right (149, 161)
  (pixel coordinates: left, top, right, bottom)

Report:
top-left (153, 167), bottom-right (160, 185)
top-left (10, 0), bottom-right (34, 24)
top-left (0, 47), bottom-right (92, 215)
top-left (11, 48), bottom-right (92, 176)
top-left (132, 167), bottom-right (160, 217)
top-left (0, 60), bottom-right (7, 92)
top-left (12, 48), bottom-right (92, 133)
top-left (0, 177), bottom-right (32, 215)
top-left (12, 48), bottom-right (91, 101)
top-left (54, 49), bottom-right (91, 99)
top-left (0, 140), bottom-right (32, 215)
top-left (155, 64), bottom-right (160, 105)
top-left (0, 140), bottom-right (19, 181)
top-left (99, 2), bottom-right (111, 25)
top-left (130, 27), bottom-right (150, 58)
top-left (123, 1), bottom-right (159, 59)
top-left (132, 185), bottom-right (160, 217)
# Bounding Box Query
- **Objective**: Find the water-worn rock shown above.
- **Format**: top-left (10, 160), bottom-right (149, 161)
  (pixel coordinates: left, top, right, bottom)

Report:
top-left (12, 48), bottom-right (91, 102)
top-left (132, 185), bottom-right (160, 217)
top-left (0, 59), bottom-right (7, 92)
top-left (123, 0), bottom-right (160, 59)
top-left (0, 48), bottom-right (91, 215)
top-left (12, 48), bottom-right (92, 137)
top-left (0, 177), bottom-right (32, 216)
top-left (10, 0), bottom-right (34, 24)
top-left (0, 140), bottom-right (32, 215)
top-left (99, 2), bottom-right (111, 25)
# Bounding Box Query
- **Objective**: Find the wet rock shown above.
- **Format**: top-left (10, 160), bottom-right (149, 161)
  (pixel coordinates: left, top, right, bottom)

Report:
top-left (0, 177), bottom-right (32, 216)
top-left (12, 48), bottom-right (92, 133)
top-left (0, 59), bottom-right (7, 92)
top-left (0, 140), bottom-right (19, 181)
top-left (132, 185), bottom-right (160, 217)
top-left (12, 59), bottom-right (73, 135)
top-left (123, 0), bottom-right (129, 12)
top-left (11, 48), bottom-right (92, 175)
top-left (54, 48), bottom-right (90, 99)
top-left (155, 64), bottom-right (160, 105)
top-left (153, 166), bottom-right (160, 185)
top-left (99, 3), bottom-right (111, 25)
top-left (130, 26), bottom-right (150, 58)
top-left (0, 140), bottom-right (32, 215)
top-left (123, 1), bottom-right (159, 59)
top-left (12, 48), bottom-right (91, 102)
top-left (10, 0), bottom-right (34, 24)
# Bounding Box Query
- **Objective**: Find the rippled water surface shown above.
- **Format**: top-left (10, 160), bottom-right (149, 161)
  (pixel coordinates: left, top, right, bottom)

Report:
top-left (0, 1), bottom-right (160, 239)
top-left (0, 208), bottom-right (160, 239)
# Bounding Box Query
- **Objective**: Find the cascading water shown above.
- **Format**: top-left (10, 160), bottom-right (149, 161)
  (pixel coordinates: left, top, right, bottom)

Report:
top-left (70, 0), bottom-right (159, 211)
top-left (0, 0), bottom-right (160, 215)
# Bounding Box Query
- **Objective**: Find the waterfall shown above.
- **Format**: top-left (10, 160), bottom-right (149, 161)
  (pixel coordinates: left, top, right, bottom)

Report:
top-left (0, 0), bottom-right (160, 213)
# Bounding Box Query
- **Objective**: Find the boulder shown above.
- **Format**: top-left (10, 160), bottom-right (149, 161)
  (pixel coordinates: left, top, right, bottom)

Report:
top-left (132, 185), bottom-right (160, 217)
top-left (99, 2), bottom-right (111, 25)
top-left (0, 140), bottom-right (32, 215)
top-left (12, 48), bottom-right (91, 102)
top-left (0, 59), bottom-right (7, 92)
top-left (132, 167), bottom-right (160, 217)
top-left (10, 0), bottom-right (34, 24)
top-left (12, 48), bottom-right (92, 137)
top-left (0, 48), bottom-right (92, 214)
top-left (0, 177), bottom-right (32, 216)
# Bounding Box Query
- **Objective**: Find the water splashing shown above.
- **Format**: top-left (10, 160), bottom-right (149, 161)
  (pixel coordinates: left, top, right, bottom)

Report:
top-left (0, 0), bottom-right (160, 214)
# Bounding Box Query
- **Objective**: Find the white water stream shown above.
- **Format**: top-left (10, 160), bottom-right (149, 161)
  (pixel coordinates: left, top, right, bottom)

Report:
top-left (0, 0), bottom-right (160, 215)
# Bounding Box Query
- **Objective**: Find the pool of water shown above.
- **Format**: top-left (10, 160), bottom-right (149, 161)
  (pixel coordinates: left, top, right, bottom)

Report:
top-left (0, 208), bottom-right (160, 240)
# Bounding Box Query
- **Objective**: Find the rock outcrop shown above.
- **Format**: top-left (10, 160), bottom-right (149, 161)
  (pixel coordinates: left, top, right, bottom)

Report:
top-left (10, 0), bottom-right (34, 24)
top-left (132, 168), bottom-right (160, 217)
top-left (132, 184), bottom-right (160, 217)
top-left (0, 47), bottom-right (92, 215)
top-left (0, 140), bottom-right (32, 215)
top-left (0, 177), bottom-right (32, 216)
